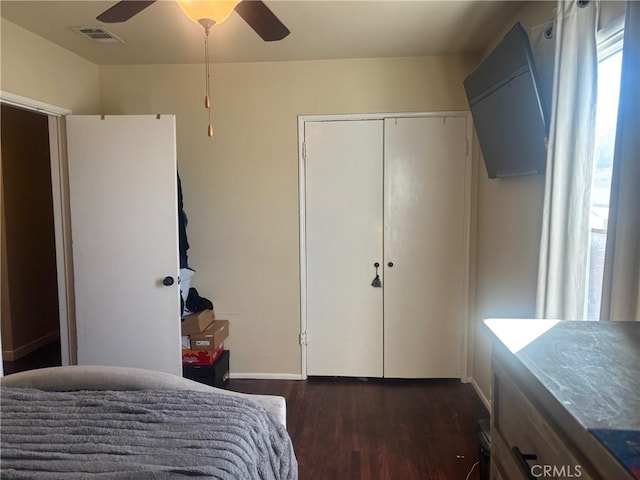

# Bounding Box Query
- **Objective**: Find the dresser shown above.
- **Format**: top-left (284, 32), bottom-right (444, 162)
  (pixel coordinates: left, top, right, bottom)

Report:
top-left (484, 319), bottom-right (639, 480)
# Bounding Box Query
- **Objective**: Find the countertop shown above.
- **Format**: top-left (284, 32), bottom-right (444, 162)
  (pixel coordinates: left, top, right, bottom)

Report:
top-left (484, 318), bottom-right (640, 479)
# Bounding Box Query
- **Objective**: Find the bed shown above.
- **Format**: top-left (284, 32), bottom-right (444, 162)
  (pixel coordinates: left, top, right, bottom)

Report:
top-left (0, 366), bottom-right (298, 479)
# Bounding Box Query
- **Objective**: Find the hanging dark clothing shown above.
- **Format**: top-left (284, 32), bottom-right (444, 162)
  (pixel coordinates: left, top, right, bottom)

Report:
top-left (177, 171), bottom-right (190, 268)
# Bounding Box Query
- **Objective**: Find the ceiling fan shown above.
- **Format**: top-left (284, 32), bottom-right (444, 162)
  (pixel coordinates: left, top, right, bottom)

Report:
top-left (96, 1), bottom-right (290, 137)
top-left (96, 0), bottom-right (290, 42)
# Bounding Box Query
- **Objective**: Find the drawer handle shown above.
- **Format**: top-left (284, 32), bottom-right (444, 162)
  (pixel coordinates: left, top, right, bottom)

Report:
top-left (512, 446), bottom-right (537, 480)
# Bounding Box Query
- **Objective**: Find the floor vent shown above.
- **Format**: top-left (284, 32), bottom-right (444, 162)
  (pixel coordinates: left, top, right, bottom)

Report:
top-left (70, 26), bottom-right (124, 44)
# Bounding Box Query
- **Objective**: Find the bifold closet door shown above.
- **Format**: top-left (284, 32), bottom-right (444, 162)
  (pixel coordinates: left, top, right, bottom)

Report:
top-left (305, 120), bottom-right (384, 377)
top-left (383, 116), bottom-right (468, 378)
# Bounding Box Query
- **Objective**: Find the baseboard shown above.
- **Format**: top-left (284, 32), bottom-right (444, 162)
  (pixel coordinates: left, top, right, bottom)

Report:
top-left (2, 330), bottom-right (60, 362)
top-left (229, 372), bottom-right (305, 380)
top-left (468, 376), bottom-right (491, 412)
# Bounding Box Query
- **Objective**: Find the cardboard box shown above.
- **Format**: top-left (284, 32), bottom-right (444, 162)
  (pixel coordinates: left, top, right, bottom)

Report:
top-left (181, 309), bottom-right (215, 335)
top-left (183, 350), bottom-right (230, 388)
top-left (189, 320), bottom-right (229, 351)
top-left (181, 342), bottom-right (224, 365)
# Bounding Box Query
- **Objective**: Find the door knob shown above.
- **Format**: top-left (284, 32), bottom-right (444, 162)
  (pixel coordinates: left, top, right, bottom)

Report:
top-left (162, 276), bottom-right (175, 286)
top-left (387, 262), bottom-right (394, 267)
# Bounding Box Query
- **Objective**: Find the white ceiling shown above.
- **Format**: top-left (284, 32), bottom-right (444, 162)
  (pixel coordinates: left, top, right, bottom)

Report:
top-left (1, 1), bottom-right (525, 65)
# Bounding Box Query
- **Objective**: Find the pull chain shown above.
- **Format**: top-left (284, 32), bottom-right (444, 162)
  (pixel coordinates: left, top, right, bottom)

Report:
top-left (202, 20), bottom-right (214, 137)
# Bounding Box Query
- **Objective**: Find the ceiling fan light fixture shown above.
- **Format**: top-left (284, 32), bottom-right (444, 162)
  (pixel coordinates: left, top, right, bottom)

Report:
top-left (176, 0), bottom-right (242, 26)
top-left (177, 2), bottom-right (242, 138)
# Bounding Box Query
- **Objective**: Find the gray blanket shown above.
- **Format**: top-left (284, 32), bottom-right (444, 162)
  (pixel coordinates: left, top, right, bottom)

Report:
top-left (0, 388), bottom-right (297, 479)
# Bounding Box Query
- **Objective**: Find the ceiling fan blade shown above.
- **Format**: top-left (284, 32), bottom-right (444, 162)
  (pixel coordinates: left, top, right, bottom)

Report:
top-left (234, 0), bottom-right (290, 42)
top-left (96, 1), bottom-right (157, 23)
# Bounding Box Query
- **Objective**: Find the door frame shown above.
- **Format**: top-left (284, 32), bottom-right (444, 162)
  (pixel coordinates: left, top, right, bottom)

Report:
top-left (0, 91), bottom-right (75, 366)
top-left (298, 111), bottom-right (473, 380)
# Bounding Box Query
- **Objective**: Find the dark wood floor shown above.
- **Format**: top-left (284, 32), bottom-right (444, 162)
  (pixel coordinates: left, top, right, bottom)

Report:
top-left (3, 345), bottom-right (488, 479)
top-left (227, 377), bottom-right (489, 480)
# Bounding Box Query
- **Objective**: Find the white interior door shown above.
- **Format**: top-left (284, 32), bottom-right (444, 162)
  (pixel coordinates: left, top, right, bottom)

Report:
top-left (66, 115), bottom-right (181, 376)
top-left (383, 116), bottom-right (468, 378)
top-left (305, 120), bottom-right (384, 377)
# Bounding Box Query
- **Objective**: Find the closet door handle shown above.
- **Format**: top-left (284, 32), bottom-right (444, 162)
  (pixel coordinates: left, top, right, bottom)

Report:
top-left (371, 263), bottom-right (381, 288)
top-left (162, 276), bottom-right (175, 286)
top-left (387, 262), bottom-right (394, 267)
top-left (512, 446), bottom-right (537, 480)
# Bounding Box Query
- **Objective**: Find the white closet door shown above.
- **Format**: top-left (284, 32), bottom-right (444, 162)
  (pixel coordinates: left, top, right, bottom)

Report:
top-left (305, 120), bottom-right (384, 377)
top-left (66, 115), bottom-right (181, 376)
top-left (383, 116), bottom-right (468, 378)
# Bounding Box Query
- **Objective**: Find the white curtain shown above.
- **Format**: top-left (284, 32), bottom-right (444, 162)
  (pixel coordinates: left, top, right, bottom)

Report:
top-left (536, 0), bottom-right (599, 320)
top-left (600, 1), bottom-right (640, 322)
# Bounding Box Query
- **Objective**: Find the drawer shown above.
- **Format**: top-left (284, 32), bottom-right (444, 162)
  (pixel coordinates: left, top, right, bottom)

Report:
top-left (491, 428), bottom-right (529, 480)
top-left (490, 459), bottom-right (507, 480)
top-left (492, 362), bottom-right (596, 480)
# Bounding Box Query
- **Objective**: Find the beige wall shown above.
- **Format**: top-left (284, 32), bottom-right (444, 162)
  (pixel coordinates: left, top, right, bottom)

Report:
top-left (470, 1), bottom-right (555, 401)
top-left (99, 55), bottom-right (478, 375)
top-left (0, 18), bottom-right (100, 113)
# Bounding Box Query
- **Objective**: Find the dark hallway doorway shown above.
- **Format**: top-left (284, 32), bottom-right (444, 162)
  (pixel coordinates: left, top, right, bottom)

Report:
top-left (1, 104), bottom-right (61, 374)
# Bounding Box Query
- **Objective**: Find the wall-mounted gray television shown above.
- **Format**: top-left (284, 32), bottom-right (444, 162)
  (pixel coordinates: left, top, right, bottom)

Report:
top-left (464, 22), bottom-right (548, 179)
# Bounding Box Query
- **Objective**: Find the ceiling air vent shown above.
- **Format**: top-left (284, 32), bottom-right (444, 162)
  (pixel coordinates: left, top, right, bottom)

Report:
top-left (71, 27), bottom-right (124, 44)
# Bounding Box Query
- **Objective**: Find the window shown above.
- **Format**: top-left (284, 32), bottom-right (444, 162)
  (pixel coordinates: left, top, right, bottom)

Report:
top-left (585, 33), bottom-right (624, 320)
